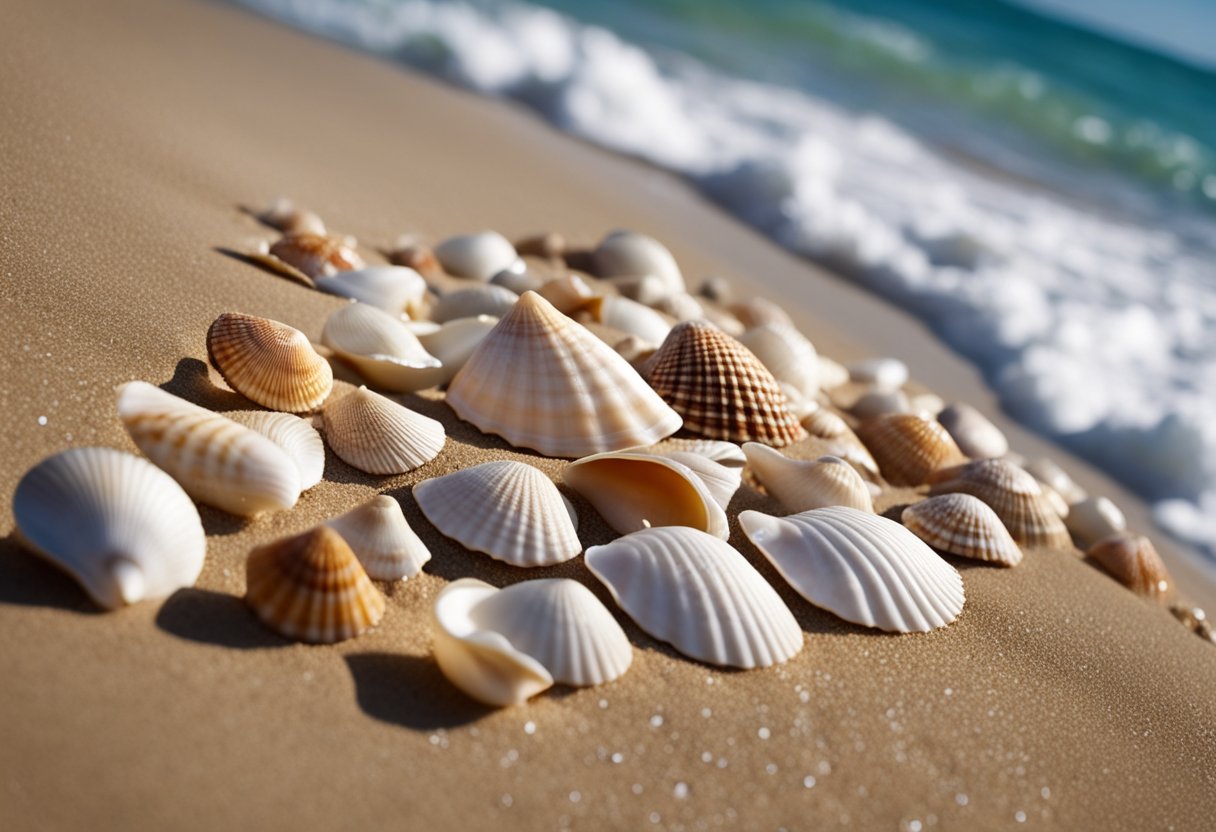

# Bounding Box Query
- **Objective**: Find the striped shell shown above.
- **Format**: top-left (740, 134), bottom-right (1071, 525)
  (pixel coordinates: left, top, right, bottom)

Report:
top-left (434, 231), bottom-right (522, 281)
top-left (326, 495), bottom-right (431, 581)
top-left (432, 284), bottom-right (519, 323)
top-left (929, 459), bottom-right (1072, 550)
top-left (901, 494), bottom-right (1022, 567)
top-left (315, 266), bottom-right (428, 316)
top-left (225, 410), bottom-right (325, 490)
top-left (937, 403), bottom-right (1008, 459)
top-left (269, 232), bottom-right (364, 279)
top-left (591, 230), bottom-right (684, 297)
top-left (1087, 533), bottom-right (1171, 599)
top-left (12, 447), bottom-right (206, 610)
top-left (737, 322), bottom-right (819, 401)
top-left (585, 526), bottom-right (803, 669)
top-left (322, 386), bottom-right (445, 475)
top-left (321, 302), bottom-right (443, 393)
top-left (742, 444), bottom-right (873, 513)
top-left (856, 412), bottom-right (967, 486)
top-left (740, 506), bottom-right (965, 633)
top-left (206, 312), bottom-right (333, 412)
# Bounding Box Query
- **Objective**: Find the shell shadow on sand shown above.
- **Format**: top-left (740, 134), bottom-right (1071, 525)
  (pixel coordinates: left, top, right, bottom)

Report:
top-left (155, 587), bottom-right (291, 649)
top-left (344, 652), bottom-right (492, 730)
top-left (0, 535), bottom-right (102, 613)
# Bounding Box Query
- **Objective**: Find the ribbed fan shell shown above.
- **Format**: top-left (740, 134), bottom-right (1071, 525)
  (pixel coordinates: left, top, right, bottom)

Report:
top-left (737, 322), bottom-right (819, 401)
top-left (1087, 533), bottom-right (1171, 598)
top-left (326, 495), bottom-right (432, 581)
top-left (928, 459), bottom-right (1073, 550)
top-left (269, 232), bottom-right (364, 279)
top-left (856, 412), bottom-right (967, 486)
top-left (322, 386), bottom-right (445, 475)
top-left (432, 285), bottom-right (519, 323)
top-left (206, 312), bottom-right (333, 412)
top-left (315, 266), bottom-right (427, 314)
top-left (226, 410), bottom-right (325, 490)
top-left (901, 494), bottom-right (1022, 567)
top-left (742, 444), bottom-right (873, 514)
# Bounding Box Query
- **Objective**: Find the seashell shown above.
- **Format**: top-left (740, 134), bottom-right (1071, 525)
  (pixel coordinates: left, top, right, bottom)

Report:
top-left (315, 266), bottom-right (428, 317)
top-left (802, 406), bottom-right (851, 439)
top-left (614, 335), bottom-right (656, 368)
top-left (1065, 496), bottom-right (1126, 547)
top-left (606, 274), bottom-right (670, 307)
top-left (1039, 483), bottom-right (1071, 518)
top-left (464, 579), bottom-right (632, 686)
top-left (697, 275), bottom-right (733, 304)
top-left (326, 495), bottom-right (431, 581)
top-left (224, 410), bottom-right (324, 490)
top-left (591, 230), bottom-right (684, 297)
top-left (322, 386), bottom-right (445, 475)
top-left (660, 438), bottom-right (748, 469)
top-left (414, 461), bottom-right (581, 567)
top-left (432, 579), bottom-right (554, 706)
top-left (514, 231), bottom-right (566, 260)
top-left (820, 438), bottom-right (882, 479)
top-left (901, 494), bottom-right (1022, 566)
top-left (742, 444), bottom-right (874, 513)
top-left (269, 232), bottom-right (364, 279)
top-left (644, 321), bottom-right (806, 447)
top-left (254, 196), bottom-right (326, 235)
top-left (585, 527), bottom-right (803, 668)
top-left (653, 292), bottom-right (705, 322)
top-left (434, 231), bottom-right (522, 281)
top-left (12, 447), bottom-right (206, 610)
top-left (490, 266), bottom-right (545, 295)
top-left (586, 295), bottom-right (672, 347)
top-left (848, 358), bottom-right (908, 391)
top-left (1023, 457), bottom-right (1087, 504)
top-left (446, 291), bottom-right (682, 457)
top-left (855, 412), bottom-right (967, 486)
top-left (928, 459), bottom-right (1072, 549)
top-left (817, 355), bottom-right (851, 390)
top-left (636, 448), bottom-right (742, 510)
top-left (386, 239), bottom-right (442, 278)
top-left (937, 403), bottom-right (1008, 459)
top-left (740, 506), bottom-right (965, 633)
top-left (245, 526), bottom-right (386, 643)
top-left (563, 451), bottom-right (729, 539)
top-left (850, 388), bottom-right (911, 421)
top-left (117, 381), bottom-right (299, 515)
top-left (321, 302), bottom-right (444, 393)
top-left (402, 319), bottom-right (441, 337)
top-left (415, 315), bottom-right (498, 388)
top-left (910, 393), bottom-right (945, 417)
top-left (206, 312), bottom-right (334, 412)
top-left (700, 304), bottom-right (746, 336)
top-left (432, 284), bottom-right (519, 323)
top-left (737, 323), bottom-right (819, 401)
top-left (536, 274), bottom-right (597, 315)
top-left (1086, 533), bottom-right (1171, 599)
top-left (727, 297), bottom-right (793, 329)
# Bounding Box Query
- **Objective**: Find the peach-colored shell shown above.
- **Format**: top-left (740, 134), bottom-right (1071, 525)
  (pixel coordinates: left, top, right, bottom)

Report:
top-left (1087, 533), bottom-right (1171, 599)
top-left (856, 412), bottom-right (967, 486)
top-left (929, 459), bottom-right (1072, 550)
top-left (322, 386), bottom-right (445, 475)
top-left (206, 312), bottom-right (333, 413)
top-left (901, 493), bottom-right (1022, 567)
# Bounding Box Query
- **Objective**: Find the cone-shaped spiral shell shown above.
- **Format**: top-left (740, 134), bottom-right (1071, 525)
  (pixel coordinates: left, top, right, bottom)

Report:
top-left (856, 413), bottom-right (967, 486)
top-left (1087, 533), bottom-right (1171, 599)
top-left (432, 285), bottom-right (519, 323)
top-left (901, 494), bottom-right (1022, 567)
top-left (644, 321), bottom-right (806, 447)
top-left (585, 527), bottom-right (802, 668)
top-left (321, 302), bottom-right (443, 392)
top-left (737, 323), bottom-right (819, 401)
top-left (432, 579), bottom-right (554, 706)
top-left (117, 381), bottom-right (300, 516)
top-left (225, 410), bottom-right (325, 490)
top-left (207, 312), bottom-right (334, 412)
top-left (928, 459), bottom-right (1072, 550)
top-left (743, 444), bottom-right (873, 514)
top-left (637, 448), bottom-right (742, 509)
top-left (591, 230), bottom-right (684, 297)
top-left (12, 447), bottom-right (206, 610)
top-left (315, 266), bottom-right (427, 316)
top-left (434, 231), bottom-right (522, 281)
top-left (326, 495), bottom-right (431, 581)
top-left (1065, 496), bottom-right (1127, 547)
top-left (416, 315), bottom-right (498, 388)
top-left (414, 461), bottom-right (581, 567)
top-left (469, 579), bottom-right (632, 686)
top-left (587, 295), bottom-right (672, 347)
top-left (740, 506), bottom-right (965, 633)
top-left (269, 232), bottom-right (364, 279)
top-left (245, 526), bottom-right (386, 643)
top-left (322, 386), bottom-right (445, 475)
top-left (446, 291), bottom-right (682, 457)
top-left (937, 403), bottom-right (1008, 459)
top-left (564, 451), bottom-right (728, 539)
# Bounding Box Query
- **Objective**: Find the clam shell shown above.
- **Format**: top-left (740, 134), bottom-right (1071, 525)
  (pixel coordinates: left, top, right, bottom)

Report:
top-left (12, 447), bottom-right (205, 610)
top-left (742, 445), bottom-right (874, 513)
top-left (653, 292), bottom-right (705, 322)
top-left (848, 358), bottom-right (908, 390)
top-left (415, 315), bottom-right (498, 388)
top-left (207, 312), bottom-right (334, 412)
top-left (737, 323), bottom-right (819, 401)
top-left (817, 356), bottom-right (851, 390)
top-left (432, 579), bottom-right (554, 706)
top-left (321, 302), bottom-right (444, 393)
top-left (225, 410), bottom-right (325, 490)
top-left (117, 381), bottom-right (300, 515)
top-left (901, 494), bottom-right (1022, 566)
top-left (644, 321), bottom-right (806, 447)
top-left (446, 291), bottom-right (682, 458)
top-left (315, 266), bottom-right (428, 316)
top-left (269, 232), bottom-right (364, 278)
top-left (1039, 483), bottom-right (1071, 518)
top-left (563, 451), bottom-right (729, 539)
top-left (740, 506), bottom-right (965, 633)
top-left (326, 495), bottom-right (431, 581)
top-left (928, 459), bottom-right (1072, 549)
top-left (537, 274), bottom-right (597, 315)
top-left (1065, 496), bottom-right (1126, 547)
top-left (727, 297), bottom-right (792, 329)
top-left (255, 197), bottom-right (325, 235)
top-left (585, 527), bottom-right (803, 668)
top-left (937, 403), bottom-right (1008, 459)
top-left (850, 388), bottom-right (911, 421)
top-left (587, 295), bottom-right (673, 347)
top-left (856, 412), bottom-right (967, 486)
top-left (322, 386), bottom-right (445, 475)
top-left (414, 461), bottom-right (581, 567)
top-left (591, 230), bottom-right (684, 297)
top-left (1086, 533), bottom-right (1171, 598)
top-left (245, 526), bottom-right (386, 643)
top-left (434, 231), bottom-right (522, 281)
top-left (432, 284), bottom-right (519, 323)
top-left (1024, 457), bottom-right (1087, 504)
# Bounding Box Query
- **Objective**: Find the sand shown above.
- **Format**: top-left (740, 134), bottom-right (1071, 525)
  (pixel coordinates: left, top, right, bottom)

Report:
top-left (2, 0), bottom-right (1215, 828)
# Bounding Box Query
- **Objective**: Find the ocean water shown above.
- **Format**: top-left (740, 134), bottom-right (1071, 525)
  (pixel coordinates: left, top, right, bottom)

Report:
top-left (234, 0), bottom-right (1216, 558)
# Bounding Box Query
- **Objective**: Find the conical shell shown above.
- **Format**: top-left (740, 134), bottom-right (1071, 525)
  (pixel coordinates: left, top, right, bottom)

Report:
top-left (117, 381), bottom-right (300, 515)
top-left (225, 410), bottom-right (325, 490)
top-left (742, 444), bottom-right (873, 513)
top-left (637, 448), bottom-right (742, 510)
top-left (321, 302), bottom-right (443, 393)
top-left (469, 579), bottom-right (632, 686)
top-left (434, 231), bottom-right (522, 281)
top-left (591, 230), bottom-right (684, 297)
top-left (737, 323), bottom-right (819, 401)
top-left (856, 412), bottom-right (967, 486)
top-left (326, 495), bottom-right (431, 581)
top-left (432, 284), bottom-right (519, 323)
top-left (727, 297), bottom-right (792, 329)
top-left (414, 461), bottom-right (581, 567)
top-left (937, 403), bottom-right (1008, 459)
top-left (587, 295), bottom-right (672, 347)
top-left (416, 315), bottom-right (498, 388)
top-left (245, 526), bottom-right (386, 643)
top-left (563, 451), bottom-right (729, 539)
top-left (432, 579), bottom-right (554, 706)
top-left (269, 232), bottom-right (363, 278)
top-left (12, 447), bottom-right (206, 610)
top-left (848, 358), bottom-right (908, 390)
top-left (446, 291), bottom-right (682, 457)
top-left (928, 459), bottom-right (1072, 549)
top-left (1086, 533), bottom-right (1171, 599)
top-left (207, 312), bottom-right (334, 412)
top-left (322, 386), bottom-right (445, 475)
top-left (740, 506), bottom-right (965, 633)
top-left (585, 527), bottom-right (803, 668)
top-left (315, 266), bottom-right (427, 316)
top-left (1065, 496), bottom-right (1126, 547)
top-left (901, 494), bottom-right (1022, 566)
top-left (644, 321), bottom-right (806, 447)
top-left (537, 274), bottom-right (597, 315)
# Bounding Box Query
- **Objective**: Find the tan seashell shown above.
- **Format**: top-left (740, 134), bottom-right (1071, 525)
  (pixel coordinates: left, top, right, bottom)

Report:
top-left (848, 357), bottom-right (908, 390)
top-left (727, 297), bottom-right (792, 329)
top-left (1024, 457), bottom-right (1088, 504)
top-left (432, 284), bottom-right (519, 323)
top-left (856, 412), bottom-right (967, 486)
top-left (322, 386), bottom-right (445, 475)
top-left (591, 230), bottom-right (684, 298)
top-left (321, 302), bottom-right (444, 393)
top-left (901, 493), bottom-right (1022, 566)
top-left (514, 232), bottom-right (567, 260)
top-left (386, 238), bottom-right (442, 278)
top-left (802, 406), bottom-right (851, 439)
top-left (737, 322), bottom-right (819, 401)
top-left (536, 274), bottom-right (597, 315)
top-left (937, 402), bottom-right (1009, 459)
top-left (435, 231), bottom-right (522, 281)
top-left (326, 495), bottom-right (431, 581)
top-left (817, 355), bottom-right (851, 390)
top-left (224, 410), bottom-right (325, 490)
top-left (416, 315), bottom-right (498, 388)
top-left (245, 526), bottom-right (386, 643)
top-left (653, 292), bottom-right (705, 322)
top-left (644, 320), bottom-right (807, 447)
top-left (586, 294), bottom-right (673, 347)
top-left (1065, 496), bottom-right (1127, 547)
top-left (850, 388), bottom-right (911, 421)
top-left (207, 312), bottom-right (334, 412)
top-left (269, 232), bottom-right (364, 279)
top-left (1087, 533), bottom-right (1171, 598)
top-left (446, 292), bottom-right (682, 458)
top-left (315, 266), bottom-right (428, 317)
top-left (929, 459), bottom-right (1072, 550)
top-left (742, 444), bottom-right (873, 513)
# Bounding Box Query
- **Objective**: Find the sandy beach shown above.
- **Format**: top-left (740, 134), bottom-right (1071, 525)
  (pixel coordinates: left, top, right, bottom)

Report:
top-left (2, 0), bottom-right (1215, 829)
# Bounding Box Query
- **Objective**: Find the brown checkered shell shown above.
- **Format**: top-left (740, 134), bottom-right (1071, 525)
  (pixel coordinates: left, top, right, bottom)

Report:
top-left (643, 321), bottom-right (806, 447)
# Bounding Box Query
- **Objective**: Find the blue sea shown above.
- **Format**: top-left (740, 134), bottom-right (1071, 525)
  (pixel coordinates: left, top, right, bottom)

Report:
top-left (234, 0), bottom-right (1216, 557)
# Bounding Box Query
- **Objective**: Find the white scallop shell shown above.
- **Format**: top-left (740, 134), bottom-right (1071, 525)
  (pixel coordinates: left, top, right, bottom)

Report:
top-left (225, 410), bottom-right (325, 490)
top-left (432, 285), bottom-right (518, 323)
top-left (315, 266), bottom-right (427, 316)
top-left (587, 295), bottom-right (673, 347)
top-left (848, 358), bottom-right (908, 390)
top-left (740, 506), bottom-right (965, 633)
top-left (322, 386), bottom-right (445, 475)
top-left (321, 302), bottom-right (444, 393)
top-left (116, 381), bottom-right (300, 516)
top-left (937, 403), bottom-right (1008, 459)
top-left (1065, 496), bottom-right (1127, 547)
top-left (591, 230), bottom-right (684, 297)
top-left (636, 448), bottom-right (742, 510)
top-left (434, 231), bottom-right (523, 281)
top-left (585, 527), bottom-right (803, 668)
top-left (414, 461), bottom-right (581, 567)
top-left (326, 495), bottom-right (431, 580)
top-left (12, 448), bottom-right (206, 610)
top-left (737, 323), bottom-right (819, 401)
top-left (742, 444), bottom-right (874, 513)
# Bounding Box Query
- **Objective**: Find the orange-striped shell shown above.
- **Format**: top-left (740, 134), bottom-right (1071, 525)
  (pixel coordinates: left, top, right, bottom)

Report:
top-left (644, 321), bottom-right (806, 447)
top-left (929, 459), bottom-right (1072, 550)
top-left (206, 312), bottom-right (333, 412)
top-left (269, 232), bottom-right (364, 278)
top-left (901, 493), bottom-right (1022, 566)
top-left (245, 526), bottom-right (386, 643)
top-left (322, 386), bottom-right (445, 475)
top-left (1087, 533), bottom-right (1171, 599)
top-left (856, 412), bottom-right (967, 486)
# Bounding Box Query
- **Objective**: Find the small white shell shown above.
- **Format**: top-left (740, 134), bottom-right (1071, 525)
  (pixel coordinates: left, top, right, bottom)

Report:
top-left (490, 267), bottom-right (545, 295)
top-left (592, 230), bottom-right (684, 297)
top-left (414, 315), bottom-right (499, 388)
top-left (315, 266), bottom-right (427, 316)
top-left (740, 506), bottom-right (965, 633)
top-left (322, 386), bottom-right (445, 475)
top-left (435, 231), bottom-right (523, 281)
top-left (817, 356), bottom-right (851, 390)
top-left (585, 527), bottom-right (803, 669)
top-left (737, 323), bottom-right (819, 401)
top-left (937, 403), bottom-right (1009, 459)
top-left (432, 285), bottom-right (519, 323)
top-left (848, 358), bottom-right (908, 390)
top-left (742, 444), bottom-right (874, 513)
top-left (225, 410), bottom-right (325, 490)
top-left (607, 274), bottom-right (671, 307)
top-left (1065, 496), bottom-right (1127, 548)
top-left (321, 303), bottom-right (444, 393)
top-left (326, 495), bottom-right (431, 580)
top-left (850, 388), bottom-right (911, 420)
top-left (587, 295), bottom-right (673, 347)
